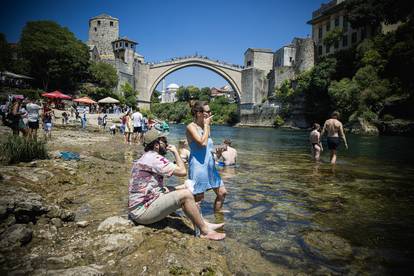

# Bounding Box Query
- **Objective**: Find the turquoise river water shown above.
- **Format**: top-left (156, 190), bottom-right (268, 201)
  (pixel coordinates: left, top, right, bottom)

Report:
top-left (166, 125), bottom-right (414, 275)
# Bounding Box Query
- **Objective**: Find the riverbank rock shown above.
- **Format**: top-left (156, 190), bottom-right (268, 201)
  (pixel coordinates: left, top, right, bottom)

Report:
top-left (0, 224), bottom-right (33, 249)
top-left (0, 185), bottom-right (48, 224)
top-left (349, 118), bottom-right (379, 136)
top-left (33, 264), bottom-right (104, 276)
top-left (377, 119), bottom-right (414, 135)
top-left (302, 231), bottom-right (353, 262)
top-left (97, 216), bottom-right (133, 233)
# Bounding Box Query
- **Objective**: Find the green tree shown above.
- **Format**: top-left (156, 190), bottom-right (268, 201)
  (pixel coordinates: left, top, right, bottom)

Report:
top-left (20, 21), bottom-right (90, 91)
top-left (328, 78), bottom-right (360, 121)
top-left (176, 86), bottom-right (190, 102)
top-left (345, 0), bottom-right (414, 29)
top-left (151, 90), bottom-right (161, 103)
top-left (199, 87), bottom-right (211, 101)
top-left (0, 33), bottom-right (12, 71)
top-left (122, 82), bottom-right (138, 108)
top-left (300, 57), bottom-right (337, 123)
top-left (79, 83), bottom-right (123, 103)
top-left (323, 28), bottom-right (343, 47)
top-left (275, 80), bottom-right (294, 103)
top-left (89, 62), bottom-right (118, 89)
top-left (187, 85), bottom-right (201, 99)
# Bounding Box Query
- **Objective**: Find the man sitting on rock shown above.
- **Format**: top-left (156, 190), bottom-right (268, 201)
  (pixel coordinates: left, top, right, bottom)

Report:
top-left (128, 128), bottom-right (225, 240)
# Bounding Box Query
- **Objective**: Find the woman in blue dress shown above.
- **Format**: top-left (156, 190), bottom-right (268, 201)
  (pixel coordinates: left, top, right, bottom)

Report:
top-left (186, 101), bottom-right (227, 212)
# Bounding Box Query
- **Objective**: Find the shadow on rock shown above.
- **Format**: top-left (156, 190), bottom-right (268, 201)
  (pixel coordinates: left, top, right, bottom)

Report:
top-left (137, 214), bottom-right (194, 236)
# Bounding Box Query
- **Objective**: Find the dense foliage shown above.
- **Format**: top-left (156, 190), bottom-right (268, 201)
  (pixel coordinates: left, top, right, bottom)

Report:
top-left (121, 82), bottom-right (138, 108)
top-left (88, 62), bottom-right (118, 89)
top-left (0, 33), bottom-right (12, 72)
top-left (19, 21), bottom-right (90, 91)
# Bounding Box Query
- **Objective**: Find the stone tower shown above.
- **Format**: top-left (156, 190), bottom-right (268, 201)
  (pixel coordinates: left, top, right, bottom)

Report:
top-left (88, 14), bottom-right (119, 60)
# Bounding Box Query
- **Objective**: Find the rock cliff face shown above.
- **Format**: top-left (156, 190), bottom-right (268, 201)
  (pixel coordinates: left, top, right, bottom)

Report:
top-left (239, 96), bottom-right (309, 129)
top-left (348, 118), bottom-right (380, 136)
top-left (238, 102), bottom-right (280, 127)
top-left (376, 119), bottom-right (414, 136)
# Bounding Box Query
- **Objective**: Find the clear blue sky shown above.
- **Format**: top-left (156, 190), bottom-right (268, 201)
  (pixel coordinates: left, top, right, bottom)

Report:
top-left (1, 0), bottom-right (326, 89)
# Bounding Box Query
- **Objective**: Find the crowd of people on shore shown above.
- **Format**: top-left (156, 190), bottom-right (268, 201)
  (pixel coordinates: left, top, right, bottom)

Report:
top-left (1, 95), bottom-right (55, 140)
top-left (0, 95), bottom-right (172, 143)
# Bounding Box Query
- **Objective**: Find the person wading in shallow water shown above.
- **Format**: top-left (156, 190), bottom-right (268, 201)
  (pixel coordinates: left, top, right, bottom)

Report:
top-left (186, 101), bottom-right (228, 213)
top-left (309, 123), bottom-right (323, 162)
top-left (128, 128), bottom-right (225, 241)
top-left (321, 111), bottom-right (348, 164)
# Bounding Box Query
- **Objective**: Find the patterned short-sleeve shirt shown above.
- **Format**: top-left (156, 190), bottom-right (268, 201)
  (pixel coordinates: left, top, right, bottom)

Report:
top-left (128, 151), bottom-right (176, 217)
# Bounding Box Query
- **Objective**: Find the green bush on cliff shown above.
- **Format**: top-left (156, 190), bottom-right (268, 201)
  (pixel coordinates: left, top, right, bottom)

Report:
top-left (274, 115), bottom-right (285, 127)
top-left (1, 136), bottom-right (49, 164)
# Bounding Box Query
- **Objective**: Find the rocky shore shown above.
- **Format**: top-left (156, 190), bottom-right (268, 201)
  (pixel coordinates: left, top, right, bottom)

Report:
top-left (0, 124), bottom-right (294, 275)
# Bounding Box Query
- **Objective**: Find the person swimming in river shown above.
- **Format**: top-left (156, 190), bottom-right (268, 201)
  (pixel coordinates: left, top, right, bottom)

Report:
top-left (321, 111), bottom-right (348, 164)
top-left (216, 138), bottom-right (237, 166)
top-left (309, 123), bottom-right (323, 162)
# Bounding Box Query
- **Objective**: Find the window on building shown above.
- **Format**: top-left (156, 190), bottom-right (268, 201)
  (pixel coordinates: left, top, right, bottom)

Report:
top-left (326, 21), bottom-right (331, 32)
top-left (318, 27), bottom-right (323, 39)
top-left (343, 17), bottom-right (348, 32)
top-left (361, 28), bottom-right (366, 40)
top-left (326, 45), bottom-right (330, 54)
top-left (342, 35), bottom-right (348, 47)
top-left (318, 45), bottom-right (323, 56)
top-left (351, 32), bottom-right (357, 44)
top-left (247, 61), bottom-right (252, 67)
top-left (289, 57), bottom-right (293, 63)
top-left (110, 21), bottom-right (113, 27)
top-left (334, 41), bottom-right (339, 49)
top-left (125, 42), bottom-right (129, 47)
top-left (131, 44), bottom-right (134, 49)
top-left (335, 17), bottom-right (339, 27)
top-left (97, 20), bottom-right (101, 26)
top-left (94, 27), bottom-right (97, 32)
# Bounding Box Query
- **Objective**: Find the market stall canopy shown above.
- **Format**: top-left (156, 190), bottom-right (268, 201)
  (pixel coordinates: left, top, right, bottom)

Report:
top-left (73, 96), bottom-right (97, 104)
top-left (41, 90), bottom-right (72, 99)
top-left (1, 71), bottom-right (34, 80)
top-left (98, 97), bottom-right (119, 104)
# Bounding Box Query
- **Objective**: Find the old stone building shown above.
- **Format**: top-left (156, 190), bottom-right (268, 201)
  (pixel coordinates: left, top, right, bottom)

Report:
top-left (307, 0), bottom-right (374, 58)
top-left (87, 14), bottom-right (143, 95)
top-left (239, 39), bottom-right (314, 127)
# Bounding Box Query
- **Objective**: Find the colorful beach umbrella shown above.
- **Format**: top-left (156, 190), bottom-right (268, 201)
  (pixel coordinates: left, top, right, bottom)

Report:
top-left (73, 96), bottom-right (97, 104)
top-left (41, 90), bottom-right (72, 100)
top-left (98, 97), bottom-right (119, 104)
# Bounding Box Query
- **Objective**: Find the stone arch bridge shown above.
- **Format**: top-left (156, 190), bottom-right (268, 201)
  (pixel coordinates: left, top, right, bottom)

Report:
top-left (134, 56), bottom-right (243, 107)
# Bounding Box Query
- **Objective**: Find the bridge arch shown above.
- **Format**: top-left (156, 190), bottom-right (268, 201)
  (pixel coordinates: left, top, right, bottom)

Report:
top-left (147, 58), bottom-right (242, 102)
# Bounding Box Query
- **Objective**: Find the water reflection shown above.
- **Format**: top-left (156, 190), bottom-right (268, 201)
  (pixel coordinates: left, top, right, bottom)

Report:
top-left (167, 125), bottom-right (414, 274)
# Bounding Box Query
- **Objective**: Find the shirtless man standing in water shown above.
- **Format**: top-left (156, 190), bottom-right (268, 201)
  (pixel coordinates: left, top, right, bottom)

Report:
top-left (321, 111), bottom-right (348, 164)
